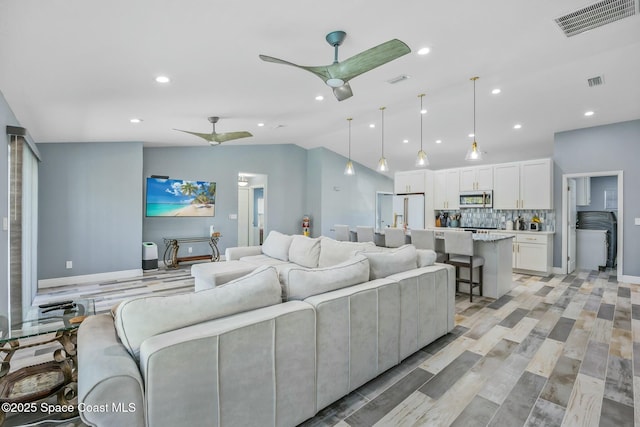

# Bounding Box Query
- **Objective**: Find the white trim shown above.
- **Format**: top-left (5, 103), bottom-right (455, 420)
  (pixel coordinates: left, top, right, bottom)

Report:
top-left (561, 170), bottom-right (623, 278)
top-left (622, 275), bottom-right (640, 285)
top-left (38, 268), bottom-right (143, 289)
top-left (552, 267), bottom-right (565, 275)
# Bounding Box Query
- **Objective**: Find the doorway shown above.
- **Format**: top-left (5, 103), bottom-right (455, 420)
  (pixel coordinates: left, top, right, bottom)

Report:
top-left (238, 173), bottom-right (267, 247)
top-left (375, 191), bottom-right (394, 230)
top-left (562, 171), bottom-right (623, 278)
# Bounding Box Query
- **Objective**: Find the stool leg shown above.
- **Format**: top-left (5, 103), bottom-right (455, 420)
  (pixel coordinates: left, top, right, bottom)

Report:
top-left (455, 265), bottom-right (460, 294)
top-left (469, 258), bottom-right (474, 303)
top-left (479, 265), bottom-right (484, 297)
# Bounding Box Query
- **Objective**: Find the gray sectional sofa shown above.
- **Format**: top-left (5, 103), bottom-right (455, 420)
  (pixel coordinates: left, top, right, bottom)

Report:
top-left (77, 232), bottom-right (456, 427)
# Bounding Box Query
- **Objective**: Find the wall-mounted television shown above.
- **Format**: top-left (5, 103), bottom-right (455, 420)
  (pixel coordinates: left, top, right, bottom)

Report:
top-left (145, 177), bottom-right (216, 217)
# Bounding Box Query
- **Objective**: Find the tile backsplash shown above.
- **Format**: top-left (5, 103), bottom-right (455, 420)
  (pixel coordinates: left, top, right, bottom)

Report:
top-left (436, 208), bottom-right (556, 231)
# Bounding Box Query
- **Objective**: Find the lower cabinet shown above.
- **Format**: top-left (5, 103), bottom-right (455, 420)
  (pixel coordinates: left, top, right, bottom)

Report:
top-left (498, 231), bottom-right (553, 275)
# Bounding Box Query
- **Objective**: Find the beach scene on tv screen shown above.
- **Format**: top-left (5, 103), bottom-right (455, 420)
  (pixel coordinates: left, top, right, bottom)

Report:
top-left (146, 178), bottom-right (215, 217)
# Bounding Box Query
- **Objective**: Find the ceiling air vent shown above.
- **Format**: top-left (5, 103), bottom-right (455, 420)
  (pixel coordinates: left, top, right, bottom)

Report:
top-left (387, 74), bottom-right (410, 84)
top-left (554, 0), bottom-right (638, 37)
top-left (588, 75), bottom-right (605, 86)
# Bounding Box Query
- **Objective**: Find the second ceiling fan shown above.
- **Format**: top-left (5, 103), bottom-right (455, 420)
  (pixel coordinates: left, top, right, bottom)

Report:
top-left (259, 31), bottom-right (411, 101)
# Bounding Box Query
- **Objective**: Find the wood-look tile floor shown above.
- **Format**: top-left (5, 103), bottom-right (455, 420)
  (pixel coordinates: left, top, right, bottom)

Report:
top-left (20, 267), bottom-right (634, 426)
top-left (301, 269), bottom-right (636, 427)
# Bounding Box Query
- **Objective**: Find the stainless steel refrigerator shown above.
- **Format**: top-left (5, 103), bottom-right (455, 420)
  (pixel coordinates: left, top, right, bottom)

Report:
top-left (392, 194), bottom-right (425, 229)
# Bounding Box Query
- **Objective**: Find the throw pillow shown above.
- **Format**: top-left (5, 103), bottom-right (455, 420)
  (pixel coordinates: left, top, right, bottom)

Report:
top-left (261, 230), bottom-right (293, 261)
top-left (416, 249), bottom-right (438, 267)
top-left (317, 237), bottom-right (378, 268)
top-left (279, 254), bottom-right (370, 301)
top-left (114, 265), bottom-right (282, 360)
top-left (288, 234), bottom-right (321, 268)
top-left (359, 244), bottom-right (418, 280)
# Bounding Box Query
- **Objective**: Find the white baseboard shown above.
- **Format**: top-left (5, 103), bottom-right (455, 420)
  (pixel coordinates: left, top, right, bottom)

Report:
top-left (38, 269), bottom-right (143, 289)
top-left (622, 275), bottom-right (640, 285)
top-left (552, 267), bottom-right (564, 275)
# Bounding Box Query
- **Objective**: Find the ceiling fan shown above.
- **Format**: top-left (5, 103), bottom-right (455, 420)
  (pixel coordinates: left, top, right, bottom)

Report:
top-left (174, 117), bottom-right (253, 145)
top-left (259, 31), bottom-right (411, 101)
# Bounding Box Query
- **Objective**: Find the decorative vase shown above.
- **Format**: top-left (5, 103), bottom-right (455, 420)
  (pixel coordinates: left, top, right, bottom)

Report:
top-left (450, 219), bottom-right (459, 228)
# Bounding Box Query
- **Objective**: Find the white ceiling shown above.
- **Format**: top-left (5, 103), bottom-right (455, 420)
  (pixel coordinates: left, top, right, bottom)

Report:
top-left (1, 0), bottom-right (639, 173)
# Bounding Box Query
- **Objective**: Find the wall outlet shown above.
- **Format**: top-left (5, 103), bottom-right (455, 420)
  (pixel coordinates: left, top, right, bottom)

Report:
top-left (229, 213), bottom-right (238, 220)
top-left (65, 261), bottom-right (72, 269)
top-left (188, 247), bottom-right (193, 254)
top-left (635, 217), bottom-right (640, 226)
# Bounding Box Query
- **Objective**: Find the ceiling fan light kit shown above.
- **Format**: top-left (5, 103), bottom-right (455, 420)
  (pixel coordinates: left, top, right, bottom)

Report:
top-left (259, 30), bottom-right (410, 101)
top-left (465, 77), bottom-right (484, 161)
top-left (174, 116), bottom-right (253, 145)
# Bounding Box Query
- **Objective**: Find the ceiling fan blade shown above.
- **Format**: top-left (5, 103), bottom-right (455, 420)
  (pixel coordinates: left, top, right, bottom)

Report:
top-left (333, 83), bottom-right (353, 101)
top-left (329, 39), bottom-right (411, 82)
top-left (259, 54), bottom-right (331, 81)
top-left (174, 129), bottom-right (216, 142)
top-left (211, 131), bottom-right (253, 144)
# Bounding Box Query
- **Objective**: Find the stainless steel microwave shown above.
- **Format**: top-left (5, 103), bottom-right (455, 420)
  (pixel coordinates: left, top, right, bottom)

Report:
top-left (459, 191), bottom-right (493, 208)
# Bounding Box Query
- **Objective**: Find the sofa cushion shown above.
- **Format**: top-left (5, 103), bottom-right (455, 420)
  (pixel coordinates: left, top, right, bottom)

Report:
top-left (114, 265), bottom-right (282, 360)
top-left (318, 237), bottom-right (378, 268)
top-left (261, 231), bottom-right (293, 261)
top-left (288, 235), bottom-right (321, 268)
top-left (416, 249), bottom-right (438, 267)
top-left (279, 254), bottom-right (370, 301)
top-left (358, 244), bottom-right (418, 280)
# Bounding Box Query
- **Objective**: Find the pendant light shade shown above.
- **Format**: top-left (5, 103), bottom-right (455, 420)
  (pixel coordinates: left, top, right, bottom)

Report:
top-left (415, 93), bottom-right (429, 167)
top-left (377, 107), bottom-right (388, 172)
top-left (344, 118), bottom-right (355, 176)
top-left (465, 76), bottom-right (483, 161)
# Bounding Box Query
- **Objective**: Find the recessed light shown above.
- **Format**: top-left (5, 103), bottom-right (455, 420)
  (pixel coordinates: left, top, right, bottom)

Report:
top-left (417, 47), bottom-right (431, 55)
top-left (130, 118), bottom-right (143, 123)
top-left (468, 133), bottom-right (475, 138)
top-left (435, 139), bottom-right (442, 144)
top-left (369, 124), bottom-right (375, 128)
top-left (584, 111), bottom-right (594, 116)
top-left (403, 139), bottom-right (409, 144)
top-left (513, 124), bottom-right (522, 129)
top-left (257, 123), bottom-right (265, 127)
top-left (155, 76), bottom-right (170, 84)
top-left (491, 88), bottom-right (501, 95)
top-left (420, 109), bottom-right (427, 115)
top-left (315, 95), bottom-right (324, 101)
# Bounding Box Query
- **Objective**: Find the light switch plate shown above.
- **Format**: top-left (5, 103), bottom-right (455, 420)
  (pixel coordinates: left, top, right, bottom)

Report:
top-left (635, 217), bottom-right (640, 225)
top-left (229, 213), bottom-right (238, 220)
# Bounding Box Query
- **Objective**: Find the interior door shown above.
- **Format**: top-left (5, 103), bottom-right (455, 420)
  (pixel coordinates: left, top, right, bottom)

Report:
top-left (237, 187), bottom-right (250, 246)
top-left (567, 178), bottom-right (577, 273)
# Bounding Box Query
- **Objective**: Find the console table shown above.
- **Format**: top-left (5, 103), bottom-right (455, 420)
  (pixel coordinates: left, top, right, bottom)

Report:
top-left (163, 235), bottom-right (221, 268)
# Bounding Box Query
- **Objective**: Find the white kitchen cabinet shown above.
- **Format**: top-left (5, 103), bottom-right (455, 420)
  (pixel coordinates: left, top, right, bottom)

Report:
top-left (493, 159), bottom-right (553, 210)
top-left (434, 169), bottom-right (459, 210)
top-left (575, 177), bottom-right (591, 206)
top-left (394, 170), bottom-right (426, 194)
top-left (496, 231), bottom-right (552, 275)
top-left (459, 166), bottom-right (493, 191)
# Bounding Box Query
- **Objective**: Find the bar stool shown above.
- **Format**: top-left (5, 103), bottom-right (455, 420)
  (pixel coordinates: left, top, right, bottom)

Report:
top-left (356, 226), bottom-right (375, 243)
top-left (333, 225), bottom-right (350, 242)
top-left (411, 229), bottom-right (446, 262)
top-left (443, 231), bottom-right (484, 302)
top-left (384, 228), bottom-right (406, 248)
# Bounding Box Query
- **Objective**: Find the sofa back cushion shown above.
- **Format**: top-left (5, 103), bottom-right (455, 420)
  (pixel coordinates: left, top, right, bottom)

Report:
top-left (261, 231), bottom-right (293, 261)
top-left (279, 254), bottom-right (370, 301)
top-left (358, 244), bottom-right (418, 280)
top-left (288, 235), bottom-right (321, 268)
top-left (318, 237), bottom-right (377, 268)
top-left (416, 249), bottom-right (438, 267)
top-left (114, 265), bottom-right (282, 360)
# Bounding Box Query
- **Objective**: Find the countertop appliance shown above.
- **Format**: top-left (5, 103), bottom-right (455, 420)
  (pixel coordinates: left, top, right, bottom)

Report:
top-left (459, 190), bottom-right (493, 208)
top-left (392, 194), bottom-right (425, 229)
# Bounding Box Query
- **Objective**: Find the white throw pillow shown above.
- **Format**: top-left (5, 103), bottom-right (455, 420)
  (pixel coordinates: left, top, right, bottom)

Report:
top-left (416, 249), bottom-right (438, 267)
top-left (318, 237), bottom-right (377, 267)
top-left (114, 265), bottom-right (282, 360)
top-left (279, 254), bottom-right (370, 301)
top-left (261, 230), bottom-right (293, 261)
top-left (359, 244), bottom-right (418, 280)
top-left (288, 235), bottom-right (321, 268)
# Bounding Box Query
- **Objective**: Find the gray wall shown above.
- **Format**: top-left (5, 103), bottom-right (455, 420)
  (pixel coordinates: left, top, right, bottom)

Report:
top-left (553, 119), bottom-right (640, 277)
top-left (577, 175), bottom-right (618, 212)
top-left (142, 144), bottom-right (308, 255)
top-left (37, 142), bottom-right (143, 279)
top-left (0, 91), bottom-right (20, 320)
top-left (306, 147), bottom-right (394, 238)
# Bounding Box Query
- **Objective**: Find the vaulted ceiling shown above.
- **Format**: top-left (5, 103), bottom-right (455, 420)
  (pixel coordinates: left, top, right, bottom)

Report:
top-left (1, 0), bottom-right (639, 172)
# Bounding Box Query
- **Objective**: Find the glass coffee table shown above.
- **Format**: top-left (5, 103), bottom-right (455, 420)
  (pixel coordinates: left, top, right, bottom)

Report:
top-left (0, 299), bottom-right (94, 425)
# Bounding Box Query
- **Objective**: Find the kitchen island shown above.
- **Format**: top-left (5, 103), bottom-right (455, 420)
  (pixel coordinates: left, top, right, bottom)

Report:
top-left (433, 232), bottom-right (514, 299)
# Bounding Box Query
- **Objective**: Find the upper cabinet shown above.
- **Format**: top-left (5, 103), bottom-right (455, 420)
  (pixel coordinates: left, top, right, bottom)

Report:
top-left (434, 169), bottom-right (460, 210)
top-left (394, 170), bottom-right (426, 194)
top-left (575, 177), bottom-right (591, 206)
top-left (459, 166), bottom-right (493, 191)
top-left (493, 159), bottom-right (553, 210)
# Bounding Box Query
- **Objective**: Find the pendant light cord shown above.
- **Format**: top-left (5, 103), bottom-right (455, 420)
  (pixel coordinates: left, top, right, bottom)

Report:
top-left (347, 118), bottom-right (352, 159)
top-left (380, 107), bottom-right (386, 157)
top-left (419, 94), bottom-right (425, 150)
top-left (471, 76), bottom-right (478, 141)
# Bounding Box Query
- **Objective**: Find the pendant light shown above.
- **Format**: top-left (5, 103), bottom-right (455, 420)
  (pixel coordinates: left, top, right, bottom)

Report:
top-left (415, 93), bottom-right (429, 167)
top-left (465, 76), bottom-right (483, 161)
top-left (344, 118), bottom-right (355, 176)
top-left (377, 107), bottom-right (388, 172)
